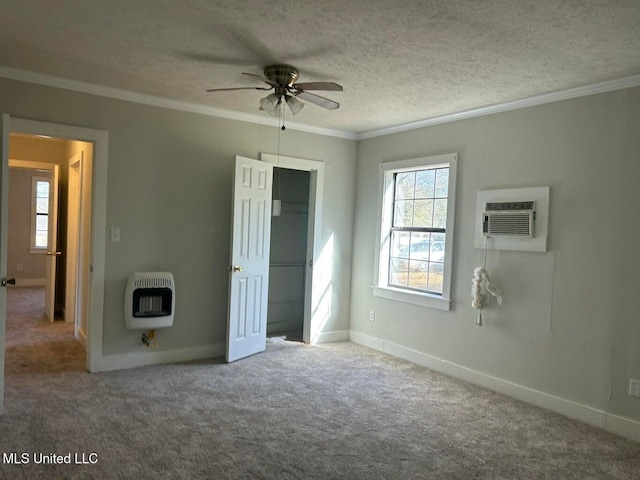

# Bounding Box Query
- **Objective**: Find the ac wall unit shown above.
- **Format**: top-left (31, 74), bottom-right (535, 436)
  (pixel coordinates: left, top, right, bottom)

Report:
top-left (482, 201), bottom-right (535, 237)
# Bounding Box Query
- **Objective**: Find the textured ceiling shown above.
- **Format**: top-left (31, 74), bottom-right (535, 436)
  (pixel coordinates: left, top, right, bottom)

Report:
top-left (1, 0), bottom-right (640, 135)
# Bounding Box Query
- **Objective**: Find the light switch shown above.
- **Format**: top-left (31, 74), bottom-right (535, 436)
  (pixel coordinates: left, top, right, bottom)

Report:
top-left (110, 227), bottom-right (120, 242)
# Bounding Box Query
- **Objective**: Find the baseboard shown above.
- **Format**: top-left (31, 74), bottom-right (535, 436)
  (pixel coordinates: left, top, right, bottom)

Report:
top-left (101, 343), bottom-right (225, 372)
top-left (11, 278), bottom-right (46, 287)
top-left (349, 330), bottom-right (640, 443)
top-left (315, 329), bottom-right (349, 344)
top-left (76, 328), bottom-right (87, 350)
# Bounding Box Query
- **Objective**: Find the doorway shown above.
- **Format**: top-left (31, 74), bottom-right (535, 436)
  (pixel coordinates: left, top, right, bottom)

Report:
top-left (5, 133), bottom-right (91, 371)
top-left (260, 153), bottom-right (325, 345)
top-left (267, 167), bottom-right (310, 341)
top-left (225, 153), bottom-right (324, 363)
top-left (4, 116), bottom-right (108, 374)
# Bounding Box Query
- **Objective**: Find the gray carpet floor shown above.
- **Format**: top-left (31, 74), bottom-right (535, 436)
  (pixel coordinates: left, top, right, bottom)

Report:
top-left (1, 287), bottom-right (640, 479)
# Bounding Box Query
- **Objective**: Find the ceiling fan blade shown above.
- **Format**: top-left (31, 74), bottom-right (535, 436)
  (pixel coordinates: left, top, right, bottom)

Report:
top-left (294, 82), bottom-right (343, 92)
top-left (206, 86), bottom-right (272, 92)
top-left (296, 92), bottom-right (340, 110)
top-left (242, 72), bottom-right (278, 87)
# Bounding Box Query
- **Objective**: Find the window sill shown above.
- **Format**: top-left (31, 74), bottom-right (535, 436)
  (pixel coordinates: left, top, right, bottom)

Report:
top-left (29, 248), bottom-right (47, 255)
top-left (372, 285), bottom-right (451, 311)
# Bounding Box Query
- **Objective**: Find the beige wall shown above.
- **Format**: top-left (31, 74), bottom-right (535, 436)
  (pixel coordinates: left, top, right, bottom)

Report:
top-left (9, 135), bottom-right (66, 163)
top-left (350, 87), bottom-right (640, 425)
top-left (0, 77), bottom-right (357, 357)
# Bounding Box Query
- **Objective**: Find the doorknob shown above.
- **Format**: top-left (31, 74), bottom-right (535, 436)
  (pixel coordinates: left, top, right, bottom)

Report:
top-left (47, 251), bottom-right (62, 256)
top-left (227, 265), bottom-right (243, 272)
top-left (1, 278), bottom-right (16, 287)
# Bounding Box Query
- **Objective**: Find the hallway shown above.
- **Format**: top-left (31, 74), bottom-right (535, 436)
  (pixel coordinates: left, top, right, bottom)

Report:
top-left (4, 286), bottom-right (84, 377)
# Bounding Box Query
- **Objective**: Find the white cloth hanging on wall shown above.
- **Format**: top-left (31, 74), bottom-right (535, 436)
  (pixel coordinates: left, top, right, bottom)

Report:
top-left (471, 267), bottom-right (503, 309)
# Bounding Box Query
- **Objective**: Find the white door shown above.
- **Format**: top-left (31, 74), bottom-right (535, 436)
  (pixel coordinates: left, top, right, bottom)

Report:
top-left (0, 113), bottom-right (10, 414)
top-left (44, 165), bottom-right (60, 322)
top-left (226, 156), bottom-right (273, 363)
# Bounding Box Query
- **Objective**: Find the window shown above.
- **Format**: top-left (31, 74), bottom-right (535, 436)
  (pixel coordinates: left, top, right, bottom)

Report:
top-left (30, 176), bottom-right (50, 252)
top-left (374, 153), bottom-right (457, 310)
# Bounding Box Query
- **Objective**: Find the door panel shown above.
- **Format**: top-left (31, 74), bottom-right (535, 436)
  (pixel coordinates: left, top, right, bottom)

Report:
top-left (44, 165), bottom-right (59, 322)
top-left (226, 156), bottom-right (273, 363)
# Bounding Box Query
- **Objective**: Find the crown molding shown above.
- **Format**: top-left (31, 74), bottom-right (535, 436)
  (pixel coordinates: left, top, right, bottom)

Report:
top-left (0, 65), bottom-right (358, 141)
top-left (2, 65), bottom-right (639, 143)
top-left (357, 74), bottom-right (640, 140)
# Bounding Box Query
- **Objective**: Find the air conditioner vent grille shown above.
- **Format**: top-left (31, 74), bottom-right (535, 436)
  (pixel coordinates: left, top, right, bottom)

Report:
top-left (486, 213), bottom-right (533, 236)
top-left (483, 201), bottom-right (535, 237)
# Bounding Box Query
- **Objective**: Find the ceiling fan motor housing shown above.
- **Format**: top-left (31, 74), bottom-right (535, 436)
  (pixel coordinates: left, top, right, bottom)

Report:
top-left (264, 64), bottom-right (299, 87)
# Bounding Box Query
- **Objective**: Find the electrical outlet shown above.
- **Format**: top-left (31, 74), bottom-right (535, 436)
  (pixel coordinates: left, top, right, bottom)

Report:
top-left (16, 263), bottom-right (22, 271)
top-left (630, 379), bottom-right (640, 398)
top-left (369, 310), bottom-right (375, 323)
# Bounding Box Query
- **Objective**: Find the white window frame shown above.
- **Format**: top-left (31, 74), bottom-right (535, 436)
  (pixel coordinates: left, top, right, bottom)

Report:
top-left (30, 175), bottom-right (50, 253)
top-left (372, 153), bottom-right (457, 311)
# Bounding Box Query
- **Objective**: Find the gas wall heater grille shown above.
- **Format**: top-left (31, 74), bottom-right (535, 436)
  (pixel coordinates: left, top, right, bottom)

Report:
top-left (483, 201), bottom-right (535, 237)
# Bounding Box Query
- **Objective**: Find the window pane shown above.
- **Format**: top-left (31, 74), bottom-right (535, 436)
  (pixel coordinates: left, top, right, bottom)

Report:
top-left (389, 261), bottom-right (408, 286)
top-left (413, 199), bottom-right (433, 227)
top-left (433, 199), bottom-right (447, 228)
top-left (415, 169), bottom-right (435, 198)
top-left (430, 233), bottom-right (446, 262)
top-left (434, 168), bottom-right (449, 197)
top-left (35, 233), bottom-right (48, 247)
top-left (391, 231), bottom-right (410, 259)
top-left (395, 172), bottom-right (415, 199)
top-left (393, 200), bottom-right (413, 227)
top-left (408, 263), bottom-right (428, 289)
top-left (428, 262), bottom-right (444, 293)
top-left (36, 198), bottom-right (49, 214)
top-left (36, 214), bottom-right (48, 230)
top-left (36, 181), bottom-right (50, 196)
top-left (408, 233), bottom-right (430, 260)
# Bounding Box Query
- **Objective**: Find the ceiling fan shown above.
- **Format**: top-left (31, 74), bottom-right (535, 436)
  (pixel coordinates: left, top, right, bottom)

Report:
top-left (206, 64), bottom-right (343, 117)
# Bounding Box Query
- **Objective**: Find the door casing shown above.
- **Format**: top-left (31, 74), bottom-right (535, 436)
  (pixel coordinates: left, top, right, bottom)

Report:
top-left (260, 153), bottom-right (324, 345)
top-left (6, 117), bottom-right (108, 374)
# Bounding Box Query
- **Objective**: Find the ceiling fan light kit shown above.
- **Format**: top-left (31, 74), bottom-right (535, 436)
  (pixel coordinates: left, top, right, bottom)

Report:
top-left (285, 95), bottom-right (304, 115)
top-left (207, 64), bottom-right (342, 117)
top-left (259, 93), bottom-right (282, 117)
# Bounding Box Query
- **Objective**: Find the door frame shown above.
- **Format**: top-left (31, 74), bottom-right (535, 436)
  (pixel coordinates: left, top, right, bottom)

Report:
top-left (1, 114), bottom-right (9, 414)
top-left (8, 117), bottom-right (108, 373)
top-left (66, 153), bottom-right (84, 344)
top-left (260, 153), bottom-right (324, 344)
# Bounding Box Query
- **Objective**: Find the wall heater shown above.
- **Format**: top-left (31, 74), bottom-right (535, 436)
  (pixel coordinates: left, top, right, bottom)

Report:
top-left (124, 272), bottom-right (175, 330)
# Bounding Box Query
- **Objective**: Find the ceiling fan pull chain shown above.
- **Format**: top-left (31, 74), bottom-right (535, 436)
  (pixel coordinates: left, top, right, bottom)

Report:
top-left (281, 100), bottom-right (286, 130)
